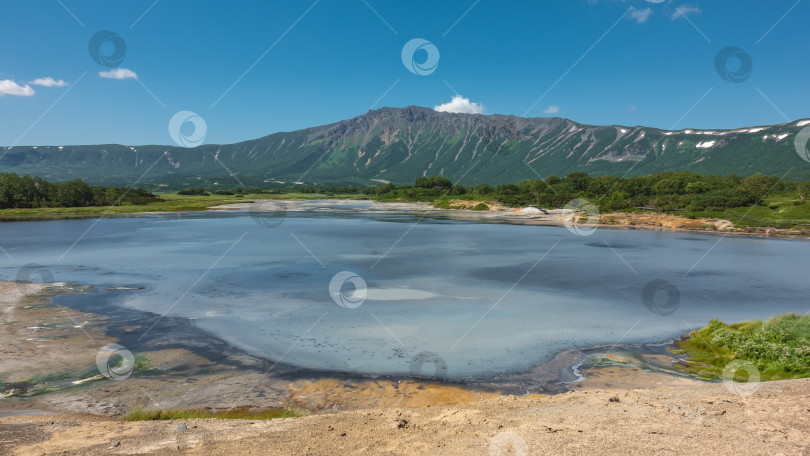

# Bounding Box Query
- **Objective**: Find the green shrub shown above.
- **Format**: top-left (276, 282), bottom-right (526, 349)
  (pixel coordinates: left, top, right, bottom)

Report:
top-left (433, 199), bottom-right (451, 209)
top-left (177, 187), bottom-right (210, 196)
top-left (677, 313), bottom-right (810, 380)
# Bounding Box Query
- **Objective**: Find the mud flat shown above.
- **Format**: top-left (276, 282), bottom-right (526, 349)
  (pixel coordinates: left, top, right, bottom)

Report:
top-left (0, 281), bottom-right (295, 417)
top-left (2, 282), bottom-right (810, 454)
top-left (0, 281), bottom-right (662, 418)
top-left (0, 282), bottom-right (539, 419)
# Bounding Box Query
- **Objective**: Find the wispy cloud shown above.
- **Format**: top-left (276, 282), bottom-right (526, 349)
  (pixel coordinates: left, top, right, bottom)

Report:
top-left (434, 95), bottom-right (484, 114)
top-left (30, 77), bottom-right (68, 87)
top-left (629, 7), bottom-right (653, 24)
top-left (543, 105), bottom-right (560, 114)
top-left (0, 80), bottom-right (35, 97)
top-left (99, 68), bottom-right (138, 79)
top-left (671, 5), bottom-right (702, 20)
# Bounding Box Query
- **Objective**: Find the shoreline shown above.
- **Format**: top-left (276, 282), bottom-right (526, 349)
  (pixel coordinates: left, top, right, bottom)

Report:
top-left (0, 280), bottom-right (700, 417)
top-left (1, 197), bottom-right (809, 240)
top-left (4, 289), bottom-right (810, 453)
top-left (212, 198), bottom-right (810, 240)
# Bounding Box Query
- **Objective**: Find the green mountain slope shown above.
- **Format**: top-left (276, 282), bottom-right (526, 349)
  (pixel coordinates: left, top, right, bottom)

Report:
top-left (3, 106), bottom-right (810, 188)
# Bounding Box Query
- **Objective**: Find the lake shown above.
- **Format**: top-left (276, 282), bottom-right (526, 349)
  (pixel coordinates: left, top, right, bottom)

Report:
top-left (1, 203), bottom-right (807, 380)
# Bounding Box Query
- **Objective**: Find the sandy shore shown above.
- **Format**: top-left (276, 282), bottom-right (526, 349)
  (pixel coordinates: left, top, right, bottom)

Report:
top-left (3, 282), bottom-right (810, 454)
top-left (4, 376), bottom-right (810, 455)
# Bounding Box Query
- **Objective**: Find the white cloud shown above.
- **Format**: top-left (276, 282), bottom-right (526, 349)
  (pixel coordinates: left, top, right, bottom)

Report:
top-left (671, 5), bottom-right (702, 19)
top-left (543, 105), bottom-right (560, 114)
top-left (0, 79), bottom-right (35, 97)
top-left (99, 68), bottom-right (137, 79)
top-left (629, 7), bottom-right (653, 23)
top-left (30, 77), bottom-right (68, 87)
top-left (433, 95), bottom-right (484, 114)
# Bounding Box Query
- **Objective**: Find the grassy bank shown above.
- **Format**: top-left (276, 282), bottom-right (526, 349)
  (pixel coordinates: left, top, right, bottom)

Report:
top-left (0, 192), bottom-right (367, 220)
top-left (3, 188), bottom-right (810, 234)
top-left (375, 173), bottom-right (810, 232)
top-left (674, 313), bottom-right (810, 381)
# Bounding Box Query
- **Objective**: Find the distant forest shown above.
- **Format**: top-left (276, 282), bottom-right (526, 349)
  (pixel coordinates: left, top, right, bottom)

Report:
top-left (182, 171), bottom-right (810, 213)
top-left (5, 171), bottom-right (810, 214)
top-left (373, 172), bottom-right (810, 212)
top-left (0, 173), bottom-right (160, 209)
top-left (174, 171), bottom-right (810, 214)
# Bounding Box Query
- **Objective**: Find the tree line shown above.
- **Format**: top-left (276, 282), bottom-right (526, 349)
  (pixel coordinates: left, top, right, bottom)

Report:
top-left (178, 184), bottom-right (376, 196)
top-left (375, 172), bottom-right (810, 212)
top-left (0, 173), bottom-right (160, 209)
top-left (7, 170), bottom-right (810, 214)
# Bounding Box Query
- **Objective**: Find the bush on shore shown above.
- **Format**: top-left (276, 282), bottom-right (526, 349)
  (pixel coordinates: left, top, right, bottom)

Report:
top-left (675, 313), bottom-right (810, 381)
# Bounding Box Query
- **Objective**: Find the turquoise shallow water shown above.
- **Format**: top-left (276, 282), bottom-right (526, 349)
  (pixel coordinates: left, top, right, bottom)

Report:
top-left (1, 205), bottom-right (808, 379)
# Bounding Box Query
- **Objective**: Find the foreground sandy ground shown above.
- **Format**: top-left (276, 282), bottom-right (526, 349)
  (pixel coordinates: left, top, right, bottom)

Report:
top-left (3, 283), bottom-right (810, 455)
top-left (4, 377), bottom-right (810, 455)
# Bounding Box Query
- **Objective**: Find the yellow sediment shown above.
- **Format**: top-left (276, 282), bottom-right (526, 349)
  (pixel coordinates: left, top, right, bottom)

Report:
top-left (285, 378), bottom-right (505, 410)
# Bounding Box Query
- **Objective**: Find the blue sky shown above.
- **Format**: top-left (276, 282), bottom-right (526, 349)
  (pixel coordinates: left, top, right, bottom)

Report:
top-left (1, 0), bottom-right (807, 146)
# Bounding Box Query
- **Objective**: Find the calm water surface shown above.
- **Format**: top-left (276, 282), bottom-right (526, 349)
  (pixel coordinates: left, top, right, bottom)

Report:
top-left (1, 204), bottom-right (807, 379)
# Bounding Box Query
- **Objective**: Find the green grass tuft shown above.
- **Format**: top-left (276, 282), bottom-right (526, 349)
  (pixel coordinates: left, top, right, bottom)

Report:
top-left (125, 407), bottom-right (298, 421)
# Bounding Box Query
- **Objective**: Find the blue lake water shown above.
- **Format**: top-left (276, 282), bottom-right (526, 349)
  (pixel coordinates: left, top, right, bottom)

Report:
top-left (1, 205), bottom-right (808, 380)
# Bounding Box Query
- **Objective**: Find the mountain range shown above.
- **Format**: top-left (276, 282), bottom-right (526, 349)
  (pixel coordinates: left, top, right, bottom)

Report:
top-left (3, 106), bottom-right (810, 188)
